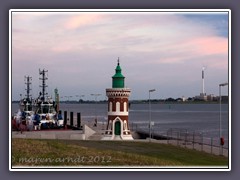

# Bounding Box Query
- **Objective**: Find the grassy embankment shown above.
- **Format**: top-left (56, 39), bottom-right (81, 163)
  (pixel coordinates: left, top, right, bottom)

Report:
top-left (12, 139), bottom-right (228, 167)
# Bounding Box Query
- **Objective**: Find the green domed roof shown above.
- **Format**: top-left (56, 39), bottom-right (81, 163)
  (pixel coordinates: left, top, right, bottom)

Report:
top-left (112, 59), bottom-right (125, 88)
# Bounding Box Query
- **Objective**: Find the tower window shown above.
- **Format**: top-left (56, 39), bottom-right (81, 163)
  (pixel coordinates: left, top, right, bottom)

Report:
top-left (124, 102), bottom-right (127, 112)
top-left (116, 102), bottom-right (120, 112)
top-left (109, 102), bottom-right (112, 112)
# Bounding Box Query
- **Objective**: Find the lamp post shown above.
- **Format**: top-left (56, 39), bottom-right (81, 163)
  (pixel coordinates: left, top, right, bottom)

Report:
top-left (91, 94), bottom-right (101, 126)
top-left (219, 82), bottom-right (228, 155)
top-left (149, 89), bottom-right (156, 142)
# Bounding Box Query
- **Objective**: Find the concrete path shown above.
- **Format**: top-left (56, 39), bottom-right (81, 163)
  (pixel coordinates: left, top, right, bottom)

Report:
top-left (12, 124), bottom-right (96, 140)
top-left (12, 129), bottom-right (85, 140)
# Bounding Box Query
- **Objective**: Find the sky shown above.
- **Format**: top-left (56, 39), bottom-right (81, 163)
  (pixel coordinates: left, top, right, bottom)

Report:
top-left (11, 10), bottom-right (229, 101)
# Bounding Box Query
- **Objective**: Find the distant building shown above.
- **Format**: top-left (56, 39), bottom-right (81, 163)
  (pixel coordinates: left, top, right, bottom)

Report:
top-left (102, 59), bottom-right (133, 140)
top-left (194, 93), bottom-right (207, 101)
top-left (219, 95), bottom-right (229, 103)
top-left (207, 94), bottom-right (215, 101)
top-left (200, 93), bottom-right (207, 101)
top-left (182, 96), bottom-right (187, 102)
top-left (194, 93), bottom-right (216, 102)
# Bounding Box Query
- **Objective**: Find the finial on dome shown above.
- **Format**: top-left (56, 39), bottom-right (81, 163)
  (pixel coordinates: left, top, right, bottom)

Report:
top-left (117, 57), bottom-right (120, 66)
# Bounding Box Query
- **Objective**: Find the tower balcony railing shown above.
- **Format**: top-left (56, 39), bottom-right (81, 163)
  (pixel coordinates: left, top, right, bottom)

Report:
top-left (106, 88), bottom-right (131, 91)
top-left (106, 90), bottom-right (131, 97)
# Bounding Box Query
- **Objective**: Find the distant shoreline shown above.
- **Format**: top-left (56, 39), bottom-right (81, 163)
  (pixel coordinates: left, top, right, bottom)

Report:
top-left (130, 101), bottom-right (228, 105)
top-left (11, 101), bottom-right (228, 105)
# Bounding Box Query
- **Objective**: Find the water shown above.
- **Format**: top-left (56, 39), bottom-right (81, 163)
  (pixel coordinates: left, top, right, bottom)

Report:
top-left (11, 103), bottom-right (229, 139)
top-left (129, 103), bottom-right (229, 140)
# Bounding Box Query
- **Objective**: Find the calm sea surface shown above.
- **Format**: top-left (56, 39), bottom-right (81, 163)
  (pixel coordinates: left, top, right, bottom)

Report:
top-left (11, 103), bottom-right (229, 139)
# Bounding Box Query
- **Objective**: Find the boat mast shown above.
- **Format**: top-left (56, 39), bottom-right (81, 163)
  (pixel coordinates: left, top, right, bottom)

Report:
top-left (39, 69), bottom-right (48, 102)
top-left (54, 88), bottom-right (59, 112)
top-left (24, 76), bottom-right (32, 101)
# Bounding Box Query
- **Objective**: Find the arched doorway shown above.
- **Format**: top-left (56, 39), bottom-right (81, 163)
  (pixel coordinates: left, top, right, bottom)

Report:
top-left (114, 121), bottom-right (121, 135)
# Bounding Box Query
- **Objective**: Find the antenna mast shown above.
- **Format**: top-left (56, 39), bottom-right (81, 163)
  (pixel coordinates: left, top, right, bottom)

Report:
top-left (54, 88), bottom-right (59, 112)
top-left (202, 66), bottom-right (206, 95)
top-left (39, 69), bottom-right (48, 102)
top-left (24, 76), bottom-right (32, 101)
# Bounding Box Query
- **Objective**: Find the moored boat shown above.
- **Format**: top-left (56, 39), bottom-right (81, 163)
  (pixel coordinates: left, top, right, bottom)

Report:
top-left (12, 70), bottom-right (64, 131)
top-left (33, 69), bottom-right (64, 129)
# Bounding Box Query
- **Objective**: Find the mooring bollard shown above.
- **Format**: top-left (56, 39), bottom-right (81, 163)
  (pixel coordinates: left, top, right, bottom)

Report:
top-left (70, 112), bottom-right (73, 126)
top-left (77, 112), bottom-right (81, 128)
top-left (64, 111), bottom-right (67, 126)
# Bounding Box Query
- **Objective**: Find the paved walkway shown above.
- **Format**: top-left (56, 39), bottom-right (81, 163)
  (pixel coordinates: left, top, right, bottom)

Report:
top-left (12, 129), bottom-right (85, 140)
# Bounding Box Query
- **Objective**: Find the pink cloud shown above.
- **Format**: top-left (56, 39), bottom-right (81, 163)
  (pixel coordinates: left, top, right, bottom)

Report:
top-left (64, 14), bottom-right (103, 30)
top-left (139, 35), bottom-right (228, 69)
top-left (186, 36), bottom-right (228, 55)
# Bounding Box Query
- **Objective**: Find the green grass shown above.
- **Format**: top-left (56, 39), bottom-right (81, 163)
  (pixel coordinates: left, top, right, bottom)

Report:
top-left (12, 139), bottom-right (228, 167)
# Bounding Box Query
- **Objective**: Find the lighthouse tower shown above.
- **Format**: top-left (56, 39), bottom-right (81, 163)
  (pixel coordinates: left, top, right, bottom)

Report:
top-left (102, 59), bottom-right (133, 140)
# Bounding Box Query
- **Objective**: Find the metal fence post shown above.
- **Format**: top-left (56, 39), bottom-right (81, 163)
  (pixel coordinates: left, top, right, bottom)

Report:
top-left (211, 137), bottom-right (213, 154)
top-left (193, 131), bottom-right (195, 150)
top-left (152, 128), bottom-right (154, 139)
top-left (167, 130), bottom-right (169, 144)
top-left (219, 138), bottom-right (221, 155)
top-left (185, 132), bottom-right (188, 148)
top-left (177, 132), bottom-right (179, 145)
top-left (221, 144), bottom-right (223, 156)
top-left (170, 129), bottom-right (171, 144)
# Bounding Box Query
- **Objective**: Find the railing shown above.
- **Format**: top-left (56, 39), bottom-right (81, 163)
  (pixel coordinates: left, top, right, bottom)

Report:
top-left (130, 123), bottom-right (229, 157)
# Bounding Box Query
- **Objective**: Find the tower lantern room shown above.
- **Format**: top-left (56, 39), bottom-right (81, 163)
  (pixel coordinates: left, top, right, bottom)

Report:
top-left (112, 59), bottom-right (125, 88)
